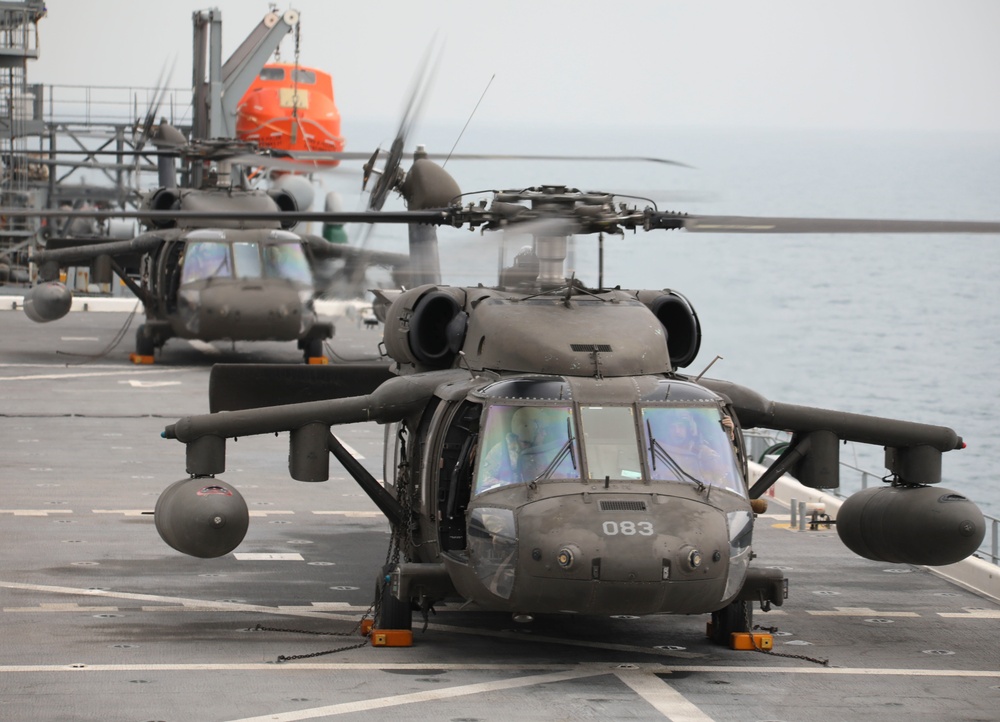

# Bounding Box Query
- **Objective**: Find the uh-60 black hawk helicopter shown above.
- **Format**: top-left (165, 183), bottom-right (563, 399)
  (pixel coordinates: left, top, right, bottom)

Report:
top-left (148, 142), bottom-right (995, 646)
top-left (17, 123), bottom-right (416, 364)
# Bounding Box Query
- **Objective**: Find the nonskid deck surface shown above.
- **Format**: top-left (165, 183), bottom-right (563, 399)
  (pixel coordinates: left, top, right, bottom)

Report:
top-left (1, 310), bottom-right (998, 722)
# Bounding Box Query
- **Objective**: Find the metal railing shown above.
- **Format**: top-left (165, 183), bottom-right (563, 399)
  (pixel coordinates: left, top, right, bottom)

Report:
top-left (743, 428), bottom-right (1000, 566)
top-left (44, 83), bottom-right (193, 129)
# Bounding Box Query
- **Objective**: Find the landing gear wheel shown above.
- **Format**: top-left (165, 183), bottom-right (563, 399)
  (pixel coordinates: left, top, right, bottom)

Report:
top-left (710, 599), bottom-right (752, 646)
top-left (135, 325), bottom-right (156, 357)
top-left (302, 337), bottom-right (324, 362)
top-left (375, 564), bottom-right (412, 631)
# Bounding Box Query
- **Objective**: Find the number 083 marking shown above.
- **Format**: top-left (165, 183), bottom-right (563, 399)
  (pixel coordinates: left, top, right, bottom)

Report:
top-left (602, 521), bottom-right (654, 536)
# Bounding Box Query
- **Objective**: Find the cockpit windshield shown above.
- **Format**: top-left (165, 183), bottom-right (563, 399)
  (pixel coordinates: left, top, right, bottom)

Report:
top-left (263, 241), bottom-right (313, 285)
top-left (232, 242), bottom-right (263, 278)
top-left (180, 238), bottom-right (312, 286)
top-left (180, 241), bottom-right (231, 283)
top-left (470, 400), bottom-right (745, 497)
top-left (642, 406), bottom-right (745, 496)
top-left (473, 404), bottom-right (578, 495)
top-left (579, 406), bottom-right (643, 481)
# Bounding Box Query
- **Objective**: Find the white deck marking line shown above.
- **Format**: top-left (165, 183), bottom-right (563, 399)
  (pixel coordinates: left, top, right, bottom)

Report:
top-left (0, 367), bottom-right (186, 382)
top-left (938, 609), bottom-right (1000, 618)
top-left (0, 509), bottom-right (73, 516)
top-left (60, 337), bottom-right (99, 342)
top-left (615, 668), bottom-right (714, 721)
top-left (3, 603), bottom-right (120, 612)
top-left (232, 553), bottom-right (304, 561)
top-left (807, 607), bottom-right (920, 617)
top-left (276, 602), bottom-right (356, 611)
top-left (120, 379), bottom-right (182, 388)
top-left (0, 581), bottom-right (360, 622)
top-left (0, 363), bottom-right (129, 369)
top-left (311, 511), bottom-right (383, 518)
top-left (222, 668), bottom-right (607, 722)
top-left (91, 510), bottom-right (149, 517)
top-left (0, 663), bottom-right (998, 677)
top-left (248, 510), bottom-right (295, 517)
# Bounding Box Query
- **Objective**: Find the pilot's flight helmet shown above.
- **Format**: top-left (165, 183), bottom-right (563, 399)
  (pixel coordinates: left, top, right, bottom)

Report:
top-left (669, 410), bottom-right (697, 438)
top-left (510, 407), bottom-right (543, 445)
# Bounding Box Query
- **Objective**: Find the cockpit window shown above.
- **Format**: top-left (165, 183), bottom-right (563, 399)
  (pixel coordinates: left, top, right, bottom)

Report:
top-left (180, 241), bottom-right (231, 284)
top-left (473, 404), bottom-right (578, 495)
top-left (641, 406), bottom-right (745, 496)
top-left (263, 242), bottom-right (313, 285)
top-left (232, 242), bottom-right (263, 279)
top-left (579, 406), bottom-right (643, 481)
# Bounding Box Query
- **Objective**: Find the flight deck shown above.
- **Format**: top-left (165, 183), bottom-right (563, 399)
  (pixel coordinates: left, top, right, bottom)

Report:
top-left (1, 307), bottom-right (998, 722)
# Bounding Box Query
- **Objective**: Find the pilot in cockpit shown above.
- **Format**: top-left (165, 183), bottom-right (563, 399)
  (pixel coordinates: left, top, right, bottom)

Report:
top-left (667, 410), bottom-right (735, 486)
top-left (477, 407), bottom-right (570, 492)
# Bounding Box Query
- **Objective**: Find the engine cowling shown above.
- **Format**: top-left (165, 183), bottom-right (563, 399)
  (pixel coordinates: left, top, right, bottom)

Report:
top-left (836, 485), bottom-right (985, 566)
top-left (382, 285), bottom-right (467, 369)
top-left (154, 477), bottom-right (249, 558)
top-left (634, 289), bottom-right (702, 369)
top-left (23, 281), bottom-right (72, 323)
top-left (143, 188), bottom-right (182, 229)
top-left (266, 186), bottom-right (301, 230)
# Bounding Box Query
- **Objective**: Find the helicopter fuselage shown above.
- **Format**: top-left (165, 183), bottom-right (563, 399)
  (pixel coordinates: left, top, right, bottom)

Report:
top-left (159, 279), bottom-right (983, 635)
top-left (389, 371), bottom-right (754, 617)
top-left (26, 187), bottom-right (335, 360)
top-left (139, 227), bottom-right (329, 350)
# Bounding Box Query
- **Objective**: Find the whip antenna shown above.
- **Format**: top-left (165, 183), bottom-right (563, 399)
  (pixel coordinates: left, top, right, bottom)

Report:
top-left (444, 74), bottom-right (495, 168)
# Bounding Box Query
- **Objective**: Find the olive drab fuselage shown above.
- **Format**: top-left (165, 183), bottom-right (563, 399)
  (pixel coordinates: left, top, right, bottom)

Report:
top-left (383, 374), bottom-right (752, 615)
top-left (369, 282), bottom-right (748, 616)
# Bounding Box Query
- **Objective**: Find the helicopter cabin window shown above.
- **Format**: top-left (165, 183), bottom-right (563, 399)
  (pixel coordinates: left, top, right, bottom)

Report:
top-left (263, 241), bottom-right (313, 286)
top-left (473, 404), bottom-right (578, 495)
top-left (383, 422), bottom-right (402, 490)
top-left (180, 241), bottom-right (231, 284)
top-left (579, 406), bottom-right (643, 481)
top-left (260, 67), bottom-right (285, 81)
top-left (641, 406), bottom-right (745, 496)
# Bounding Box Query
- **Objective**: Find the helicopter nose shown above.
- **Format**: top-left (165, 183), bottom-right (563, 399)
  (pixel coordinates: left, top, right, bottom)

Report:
top-left (505, 493), bottom-right (733, 615)
top-left (196, 283), bottom-right (304, 340)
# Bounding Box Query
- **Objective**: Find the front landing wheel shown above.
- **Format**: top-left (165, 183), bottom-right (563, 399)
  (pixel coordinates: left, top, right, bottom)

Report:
top-left (709, 599), bottom-right (752, 645)
top-left (300, 337), bottom-right (325, 362)
top-left (135, 325), bottom-right (156, 357)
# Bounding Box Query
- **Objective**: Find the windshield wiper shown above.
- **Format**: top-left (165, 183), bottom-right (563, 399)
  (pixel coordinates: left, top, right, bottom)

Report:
top-left (528, 429), bottom-right (577, 487)
top-left (646, 419), bottom-right (706, 492)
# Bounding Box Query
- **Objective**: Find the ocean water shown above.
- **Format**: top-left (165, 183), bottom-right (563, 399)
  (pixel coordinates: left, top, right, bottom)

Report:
top-left (336, 122), bottom-right (1000, 520)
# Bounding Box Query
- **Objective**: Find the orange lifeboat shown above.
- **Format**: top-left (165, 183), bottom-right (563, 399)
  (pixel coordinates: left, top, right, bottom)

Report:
top-left (236, 63), bottom-right (344, 165)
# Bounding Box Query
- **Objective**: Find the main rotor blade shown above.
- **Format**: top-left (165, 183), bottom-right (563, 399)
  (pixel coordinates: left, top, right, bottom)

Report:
top-left (133, 60), bottom-right (176, 153)
top-left (2, 208), bottom-right (452, 226)
top-left (430, 153), bottom-right (691, 168)
top-left (241, 149), bottom-right (691, 168)
top-left (367, 41), bottom-right (442, 211)
top-left (29, 148), bottom-right (691, 172)
top-left (674, 215), bottom-right (1000, 234)
top-left (12, 207), bottom-right (1000, 237)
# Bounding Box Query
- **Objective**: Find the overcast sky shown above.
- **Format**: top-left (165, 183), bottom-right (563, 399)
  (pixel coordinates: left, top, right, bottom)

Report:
top-left (28, 0), bottom-right (1000, 136)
